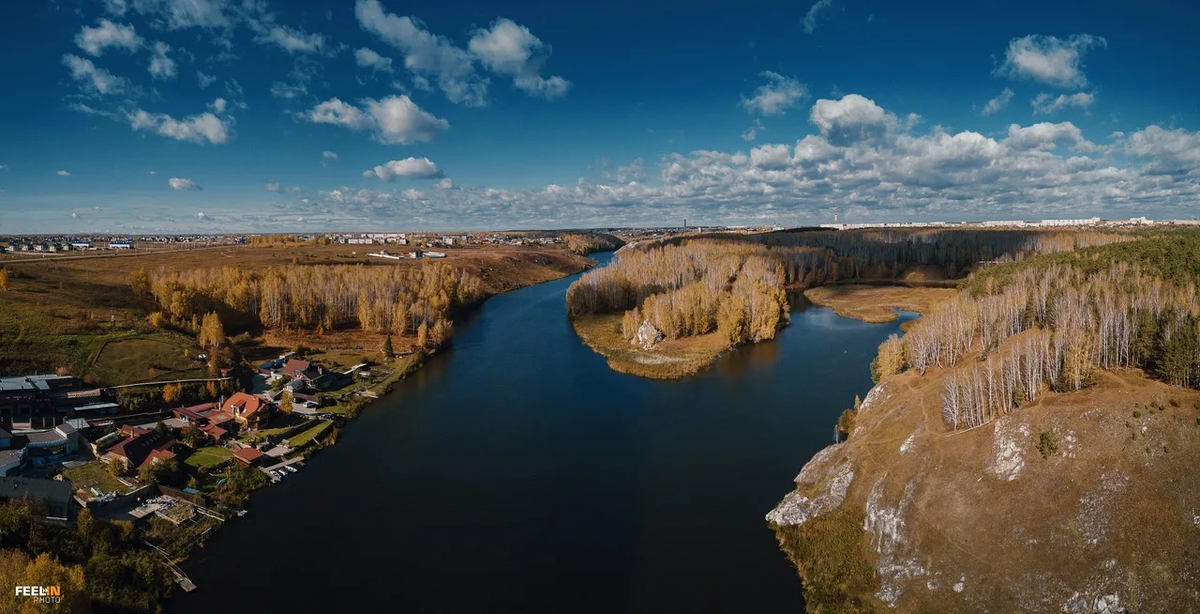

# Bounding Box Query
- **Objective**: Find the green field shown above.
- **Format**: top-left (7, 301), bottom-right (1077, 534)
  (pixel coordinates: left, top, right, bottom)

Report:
top-left (287, 421), bottom-right (333, 448)
top-left (61, 461), bottom-right (130, 496)
top-left (183, 446), bottom-right (233, 469)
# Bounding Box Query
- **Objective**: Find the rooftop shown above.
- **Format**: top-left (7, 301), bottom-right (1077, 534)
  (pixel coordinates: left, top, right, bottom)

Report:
top-left (0, 476), bottom-right (73, 504)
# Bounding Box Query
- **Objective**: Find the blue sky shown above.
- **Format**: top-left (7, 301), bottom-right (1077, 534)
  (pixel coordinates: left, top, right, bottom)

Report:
top-left (1, 0), bottom-right (1199, 233)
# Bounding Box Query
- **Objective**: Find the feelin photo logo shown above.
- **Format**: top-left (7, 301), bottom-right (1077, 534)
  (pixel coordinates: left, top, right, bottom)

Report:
top-left (14, 585), bottom-right (62, 604)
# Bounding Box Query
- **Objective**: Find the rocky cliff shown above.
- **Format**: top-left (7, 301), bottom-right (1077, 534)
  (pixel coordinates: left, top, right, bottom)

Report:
top-left (768, 366), bottom-right (1200, 613)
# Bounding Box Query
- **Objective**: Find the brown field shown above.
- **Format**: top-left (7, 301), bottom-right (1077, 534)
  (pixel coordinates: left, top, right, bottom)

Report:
top-left (803, 284), bottom-right (957, 324)
top-left (0, 243), bottom-right (592, 383)
top-left (571, 314), bottom-right (733, 380)
top-left (771, 341), bottom-right (1200, 612)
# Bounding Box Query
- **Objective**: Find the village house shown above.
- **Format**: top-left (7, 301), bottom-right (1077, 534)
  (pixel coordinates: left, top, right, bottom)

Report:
top-left (281, 359), bottom-right (340, 392)
top-left (221, 392), bottom-right (270, 430)
top-left (103, 426), bottom-right (175, 472)
top-left (231, 447), bottom-right (265, 467)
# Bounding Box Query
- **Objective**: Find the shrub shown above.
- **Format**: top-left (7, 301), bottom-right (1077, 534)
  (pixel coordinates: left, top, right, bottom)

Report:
top-left (1133, 411), bottom-right (1142, 418)
top-left (1169, 398), bottom-right (1180, 408)
top-left (1038, 430), bottom-right (1060, 458)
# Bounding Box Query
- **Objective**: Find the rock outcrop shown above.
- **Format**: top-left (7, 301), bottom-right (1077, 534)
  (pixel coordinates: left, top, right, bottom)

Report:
top-left (768, 369), bottom-right (1200, 612)
top-left (635, 320), bottom-right (664, 350)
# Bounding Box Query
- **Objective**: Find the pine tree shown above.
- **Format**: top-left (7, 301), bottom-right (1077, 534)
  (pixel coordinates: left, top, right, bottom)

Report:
top-left (382, 334), bottom-right (395, 359)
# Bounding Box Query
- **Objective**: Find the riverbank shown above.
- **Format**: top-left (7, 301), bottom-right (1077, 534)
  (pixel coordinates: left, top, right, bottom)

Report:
top-left (570, 283), bottom-right (952, 381)
top-left (570, 313), bottom-right (733, 379)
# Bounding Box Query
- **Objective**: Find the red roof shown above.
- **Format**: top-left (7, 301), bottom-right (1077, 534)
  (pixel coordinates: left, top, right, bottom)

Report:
top-left (137, 449), bottom-right (177, 471)
top-left (222, 392), bottom-right (266, 418)
top-left (232, 448), bottom-right (264, 464)
top-left (201, 424), bottom-right (228, 438)
top-left (282, 359), bottom-right (313, 378)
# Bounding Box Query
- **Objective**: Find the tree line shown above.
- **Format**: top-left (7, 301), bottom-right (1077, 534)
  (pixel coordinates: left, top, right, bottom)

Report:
top-left (136, 261), bottom-right (484, 350)
top-left (868, 234), bottom-right (1200, 431)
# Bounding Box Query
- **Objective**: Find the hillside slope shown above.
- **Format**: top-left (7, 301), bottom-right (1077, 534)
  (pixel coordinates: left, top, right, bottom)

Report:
top-left (768, 362), bottom-right (1200, 612)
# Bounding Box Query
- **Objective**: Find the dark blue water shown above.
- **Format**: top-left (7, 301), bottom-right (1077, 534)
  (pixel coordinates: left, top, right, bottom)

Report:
top-left (176, 252), bottom-right (914, 613)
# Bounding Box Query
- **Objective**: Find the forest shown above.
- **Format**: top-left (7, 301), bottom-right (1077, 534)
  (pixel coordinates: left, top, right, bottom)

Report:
top-left (864, 233), bottom-right (1200, 431)
top-left (566, 240), bottom-right (835, 345)
top-left (138, 261), bottom-right (484, 350)
top-left (561, 233), bottom-right (625, 255)
top-left (566, 228), bottom-right (1130, 350)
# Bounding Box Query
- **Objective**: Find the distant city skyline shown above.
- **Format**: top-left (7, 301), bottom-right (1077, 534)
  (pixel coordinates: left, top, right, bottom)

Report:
top-left (2, 0), bottom-right (1200, 233)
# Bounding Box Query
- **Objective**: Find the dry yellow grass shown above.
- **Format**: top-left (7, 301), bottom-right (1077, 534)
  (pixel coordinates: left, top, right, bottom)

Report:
top-left (0, 243), bottom-right (592, 380)
top-left (803, 285), bottom-right (957, 323)
top-left (571, 314), bottom-right (733, 379)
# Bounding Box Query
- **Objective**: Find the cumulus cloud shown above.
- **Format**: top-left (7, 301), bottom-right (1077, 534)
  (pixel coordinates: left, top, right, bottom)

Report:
top-left (127, 108), bottom-right (231, 144)
top-left (1032, 91), bottom-right (1095, 115)
top-left (75, 19), bottom-right (142, 56)
top-left (269, 82), bottom-right (307, 99)
top-left (809, 94), bottom-right (898, 145)
top-left (1123, 125), bottom-right (1200, 175)
top-left (305, 95), bottom-right (448, 145)
top-left (354, 0), bottom-right (488, 106)
top-left (363, 157), bottom-right (445, 181)
top-left (981, 88), bottom-right (1014, 116)
top-left (741, 71), bottom-right (807, 116)
top-left (322, 150), bottom-right (338, 161)
top-left (57, 170), bottom-right (71, 177)
top-left (265, 182), bottom-right (281, 191)
top-left (148, 41), bottom-right (177, 79)
top-left (803, 0), bottom-right (834, 34)
top-left (62, 54), bottom-right (129, 96)
top-left (207, 97), bottom-right (227, 113)
top-left (355, 47), bottom-right (393, 72)
top-left (995, 34), bottom-right (1106, 89)
top-left (468, 18), bottom-right (570, 99)
top-left (168, 177), bottom-right (201, 190)
top-left (1003, 121), bottom-right (1085, 150)
top-left (197, 71), bottom-right (216, 88)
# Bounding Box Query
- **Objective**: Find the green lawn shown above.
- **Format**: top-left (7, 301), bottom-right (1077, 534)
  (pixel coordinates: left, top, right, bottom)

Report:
top-left (183, 446), bottom-right (233, 469)
top-left (287, 421), bottom-right (333, 448)
top-left (61, 461), bottom-right (130, 496)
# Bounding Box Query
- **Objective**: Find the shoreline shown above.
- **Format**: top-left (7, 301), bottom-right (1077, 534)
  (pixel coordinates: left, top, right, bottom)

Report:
top-left (160, 251), bottom-right (600, 592)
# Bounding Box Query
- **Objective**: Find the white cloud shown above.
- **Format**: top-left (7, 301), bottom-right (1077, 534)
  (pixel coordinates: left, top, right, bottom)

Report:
top-left (804, 0), bottom-right (834, 34)
top-left (168, 177), bottom-right (201, 190)
top-left (105, 0), bottom-right (129, 16)
top-left (205, 98), bottom-right (227, 113)
top-left (75, 19), bottom-right (142, 56)
top-left (996, 34), bottom-right (1106, 89)
top-left (62, 54), bottom-right (129, 96)
top-left (269, 82), bottom-right (307, 99)
top-left (1003, 122), bottom-right (1085, 150)
top-left (257, 25), bottom-right (329, 55)
top-left (355, 47), bottom-right (393, 72)
top-left (148, 41), bottom-right (177, 80)
top-left (127, 108), bottom-right (231, 144)
top-left (196, 211), bottom-right (209, 219)
top-left (810, 93), bottom-right (898, 145)
top-left (322, 150), bottom-right (338, 161)
top-left (128, 0), bottom-right (231, 30)
top-left (741, 128), bottom-right (757, 141)
top-left (741, 71), bottom-right (807, 116)
top-left (354, 0), bottom-right (488, 106)
top-left (364, 157), bottom-right (444, 181)
top-left (57, 170), bottom-right (71, 177)
top-left (435, 177), bottom-right (454, 189)
top-left (265, 182), bottom-right (281, 192)
top-left (1123, 125), bottom-right (1200, 175)
top-left (750, 144), bottom-right (792, 169)
top-left (197, 71), bottom-right (216, 88)
top-left (0, 164), bottom-right (7, 171)
top-left (981, 88), bottom-right (1014, 116)
top-left (1032, 91), bottom-right (1095, 115)
top-left (468, 18), bottom-right (570, 99)
top-left (304, 95), bottom-right (448, 145)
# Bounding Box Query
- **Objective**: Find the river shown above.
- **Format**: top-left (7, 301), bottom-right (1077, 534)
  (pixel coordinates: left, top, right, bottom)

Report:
top-left (175, 252), bottom-right (916, 612)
